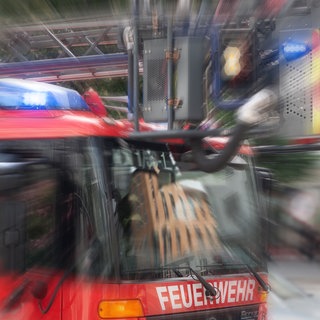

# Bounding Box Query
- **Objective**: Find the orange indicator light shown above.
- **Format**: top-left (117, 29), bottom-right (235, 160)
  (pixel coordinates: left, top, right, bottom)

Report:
top-left (98, 299), bottom-right (144, 319)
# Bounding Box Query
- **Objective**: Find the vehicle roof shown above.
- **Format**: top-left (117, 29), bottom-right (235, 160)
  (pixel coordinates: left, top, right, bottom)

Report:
top-left (0, 112), bottom-right (253, 155)
top-left (0, 78), bottom-right (130, 139)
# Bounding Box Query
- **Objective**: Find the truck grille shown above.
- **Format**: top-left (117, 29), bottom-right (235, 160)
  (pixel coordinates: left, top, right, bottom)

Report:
top-left (147, 304), bottom-right (260, 320)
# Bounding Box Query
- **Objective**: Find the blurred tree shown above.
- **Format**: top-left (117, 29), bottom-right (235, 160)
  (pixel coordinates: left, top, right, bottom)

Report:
top-left (255, 151), bottom-right (319, 183)
top-left (214, 109), bottom-right (236, 127)
top-left (253, 137), bottom-right (319, 183)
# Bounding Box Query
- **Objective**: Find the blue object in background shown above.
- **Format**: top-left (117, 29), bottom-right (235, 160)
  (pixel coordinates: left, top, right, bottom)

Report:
top-left (281, 41), bottom-right (311, 62)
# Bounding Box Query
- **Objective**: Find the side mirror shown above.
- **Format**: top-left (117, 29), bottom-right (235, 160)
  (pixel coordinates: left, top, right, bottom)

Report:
top-left (255, 167), bottom-right (274, 195)
top-left (0, 153), bottom-right (28, 192)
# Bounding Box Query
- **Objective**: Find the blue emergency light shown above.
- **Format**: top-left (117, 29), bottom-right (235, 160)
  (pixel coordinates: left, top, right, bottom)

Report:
top-left (281, 41), bottom-right (311, 61)
top-left (0, 78), bottom-right (89, 110)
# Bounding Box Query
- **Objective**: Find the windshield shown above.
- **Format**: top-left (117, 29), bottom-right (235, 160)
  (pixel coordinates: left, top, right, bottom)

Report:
top-left (110, 139), bottom-right (266, 280)
top-left (0, 137), bottom-right (265, 284)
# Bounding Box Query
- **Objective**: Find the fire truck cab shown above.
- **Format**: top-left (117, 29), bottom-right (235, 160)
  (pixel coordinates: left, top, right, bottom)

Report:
top-left (0, 77), bottom-right (272, 320)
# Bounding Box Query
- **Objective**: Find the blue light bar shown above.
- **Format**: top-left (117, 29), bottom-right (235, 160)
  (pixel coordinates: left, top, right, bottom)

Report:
top-left (281, 41), bottom-right (311, 62)
top-left (0, 78), bottom-right (89, 110)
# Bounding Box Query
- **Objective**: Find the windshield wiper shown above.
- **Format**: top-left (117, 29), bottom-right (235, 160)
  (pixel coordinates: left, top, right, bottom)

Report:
top-left (189, 267), bottom-right (219, 299)
top-left (4, 279), bottom-right (30, 311)
top-left (235, 245), bottom-right (271, 292)
top-left (217, 233), bottom-right (271, 293)
top-left (200, 260), bottom-right (269, 292)
top-left (223, 244), bottom-right (270, 292)
top-left (244, 263), bottom-right (270, 292)
top-left (164, 256), bottom-right (219, 297)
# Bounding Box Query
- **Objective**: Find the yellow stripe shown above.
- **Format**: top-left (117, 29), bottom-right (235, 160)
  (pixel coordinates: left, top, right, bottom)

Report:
top-left (312, 30), bottom-right (320, 134)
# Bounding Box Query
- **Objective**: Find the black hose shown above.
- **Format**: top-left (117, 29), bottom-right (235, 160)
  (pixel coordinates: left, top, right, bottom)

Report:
top-left (189, 122), bottom-right (250, 173)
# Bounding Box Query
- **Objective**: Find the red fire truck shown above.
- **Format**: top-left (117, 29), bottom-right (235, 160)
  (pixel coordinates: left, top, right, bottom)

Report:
top-left (0, 77), bottom-right (273, 320)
